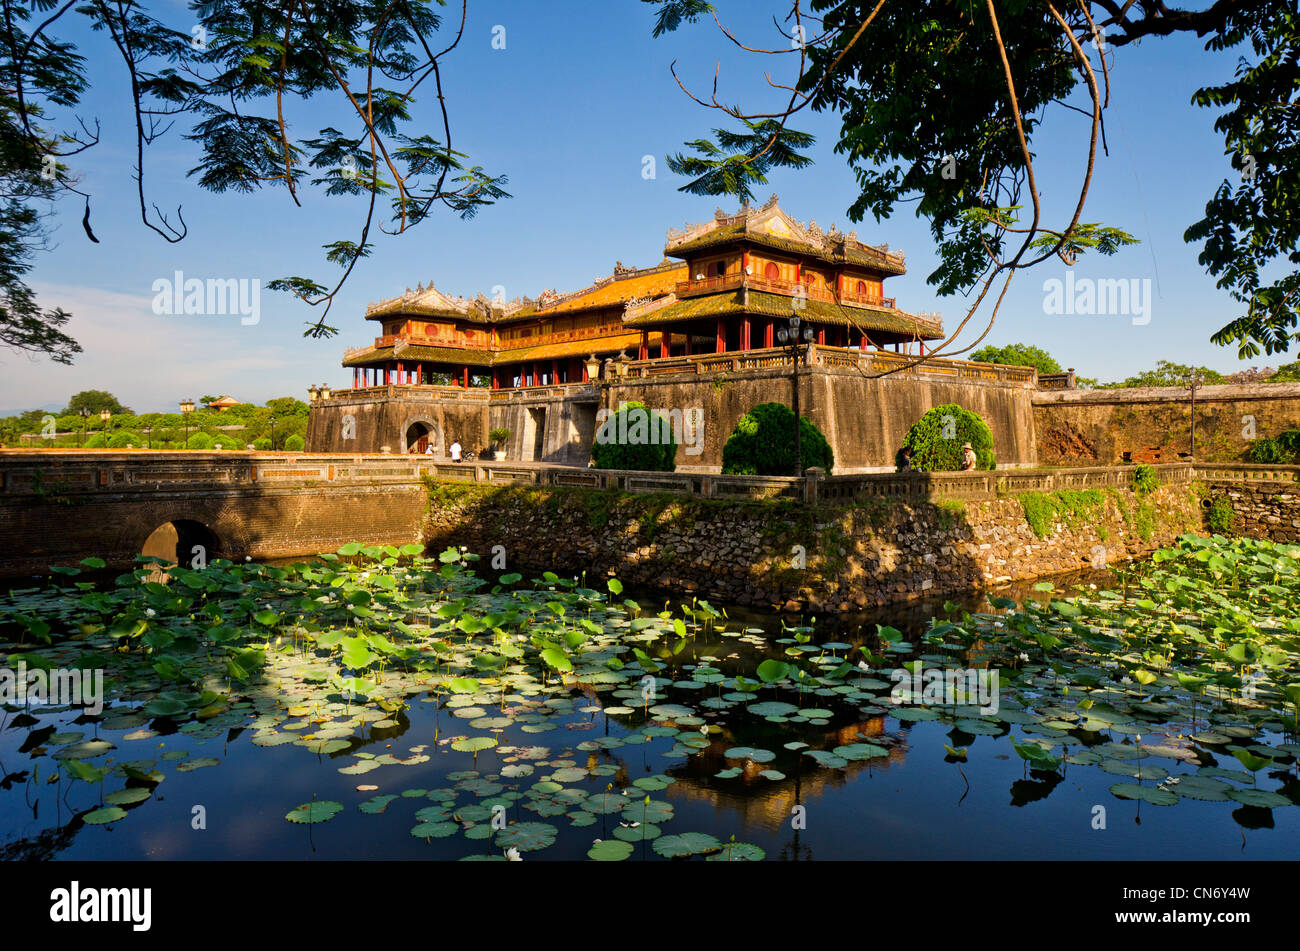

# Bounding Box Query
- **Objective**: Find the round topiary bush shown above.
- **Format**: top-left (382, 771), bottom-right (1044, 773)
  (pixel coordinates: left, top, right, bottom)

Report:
top-left (84, 433), bottom-right (107, 449)
top-left (591, 401), bottom-right (678, 471)
top-left (901, 403), bottom-right (995, 471)
top-left (210, 434), bottom-right (240, 450)
top-left (186, 431), bottom-right (214, 450)
top-left (252, 436), bottom-right (271, 451)
top-left (721, 402), bottom-right (833, 475)
top-left (284, 434), bottom-right (305, 452)
top-left (107, 431), bottom-right (142, 449)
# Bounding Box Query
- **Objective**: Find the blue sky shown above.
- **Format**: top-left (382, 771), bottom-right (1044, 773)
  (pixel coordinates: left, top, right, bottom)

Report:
top-left (0, 1), bottom-right (1267, 413)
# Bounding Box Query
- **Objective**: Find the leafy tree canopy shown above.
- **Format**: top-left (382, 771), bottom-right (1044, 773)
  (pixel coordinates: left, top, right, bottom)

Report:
top-left (969, 343), bottom-right (1062, 375)
top-left (2, 0), bottom-right (507, 363)
top-left (64, 390), bottom-right (131, 416)
top-left (645, 0), bottom-right (1299, 359)
top-left (1098, 360), bottom-right (1226, 389)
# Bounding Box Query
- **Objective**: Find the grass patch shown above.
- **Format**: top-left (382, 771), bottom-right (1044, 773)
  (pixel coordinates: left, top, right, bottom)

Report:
top-left (1018, 488), bottom-right (1107, 539)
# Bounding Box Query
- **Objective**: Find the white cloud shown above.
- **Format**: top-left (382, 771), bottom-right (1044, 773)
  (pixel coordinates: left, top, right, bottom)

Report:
top-left (0, 282), bottom-right (337, 412)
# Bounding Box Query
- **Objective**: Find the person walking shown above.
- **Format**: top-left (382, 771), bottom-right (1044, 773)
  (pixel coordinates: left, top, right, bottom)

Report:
top-left (449, 438), bottom-right (463, 463)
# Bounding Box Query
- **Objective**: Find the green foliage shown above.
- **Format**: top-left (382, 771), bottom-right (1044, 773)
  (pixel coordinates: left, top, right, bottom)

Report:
top-left (284, 434), bottom-right (306, 452)
top-left (1098, 360), bottom-right (1226, 389)
top-left (1246, 437), bottom-right (1288, 463)
top-left (1133, 501), bottom-right (1157, 542)
top-left (969, 343), bottom-right (1061, 374)
top-left (901, 404), bottom-right (994, 471)
top-left (106, 431), bottom-right (141, 449)
top-left (1276, 429), bottom-right (1300, 457)
top-left (1017, 489), bottom-right (1107, 539)
top-left (720, 402), bottom-right (833, 475)
top-left (488, 427), bottom-right (511, 446)
top-left (211, 433), bottom-right (242, 450)
top-left (1206, 496), bottom-right (1236, 534)
top-left (253, 437), bottom-right (271, 451)
top-left (65, 390), bottom-right (130, 416)
top-left (1132, 465), bottom-right (1160, 496)
top-left (186, 432), bottom-right (214, 450)
top-left (592, 402), bottom-right (678, 472)
top-left (645, 3), bottom-right (1300, 358)
top-left (84, 433), bottom-right (107, 448)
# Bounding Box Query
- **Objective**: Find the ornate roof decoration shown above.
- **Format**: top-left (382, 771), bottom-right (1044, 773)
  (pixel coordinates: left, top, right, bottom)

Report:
top-left (663, 198), bottom-right (905, 272)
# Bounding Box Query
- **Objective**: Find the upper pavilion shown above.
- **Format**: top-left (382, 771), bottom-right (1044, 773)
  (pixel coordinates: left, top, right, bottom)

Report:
top-left (340, 197), bottom-right (944, 389)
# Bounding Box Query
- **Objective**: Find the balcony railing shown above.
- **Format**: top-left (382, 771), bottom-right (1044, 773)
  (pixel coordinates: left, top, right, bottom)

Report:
top-left (674, 274), bottom-right (896, 310)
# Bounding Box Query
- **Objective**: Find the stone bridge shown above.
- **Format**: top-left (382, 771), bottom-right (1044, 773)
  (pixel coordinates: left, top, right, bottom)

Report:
top-left (2, 450), bottom-right (1297, 579)
top-left (0, 451), bottom-right (439, 577)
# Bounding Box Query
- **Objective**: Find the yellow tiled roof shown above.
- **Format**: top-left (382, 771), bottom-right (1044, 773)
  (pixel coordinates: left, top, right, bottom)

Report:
top-left (538, 264), bottom-right (687, 315)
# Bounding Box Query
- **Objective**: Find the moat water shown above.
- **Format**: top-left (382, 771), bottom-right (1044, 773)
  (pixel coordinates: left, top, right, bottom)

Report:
top-left (0, 558), bottom-right (1296, 862)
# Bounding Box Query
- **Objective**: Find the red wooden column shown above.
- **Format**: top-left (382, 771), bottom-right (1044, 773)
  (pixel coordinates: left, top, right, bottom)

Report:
top-left (552, 359), bottom-right (560, 384)
top-left (741, 317), bottom-right (751, 350)
top-left (660, 332), bottom-right (670, 359)
top-left (684, 330), bottom-right (693, 356)
top-left (764, 319), bottom-right (774, 348)
top-left (463, 366), bottom-right (470, 387)
top-left (639, 332), bottom-right (649, 361)
top-left (352, 368), bottom-right (359, 388)
top-left (817, 326), bottom-right (826, 345)
top-left (715, 318), bottom-right (725, 353)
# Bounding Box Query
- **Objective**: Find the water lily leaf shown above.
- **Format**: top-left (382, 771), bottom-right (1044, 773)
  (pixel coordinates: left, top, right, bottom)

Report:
top-left (82, 806), bottom-right (128, 825)
top-left (588, 839), bottom-right (634, 861)
top-left (285, 800), bottom-right (344, 824)
top-left (653, 832), bottom-right (721, 858)
top-left (1110, 783), bottom-right (1177, 805)
top-left (496, 821), bottom-right (558, 852)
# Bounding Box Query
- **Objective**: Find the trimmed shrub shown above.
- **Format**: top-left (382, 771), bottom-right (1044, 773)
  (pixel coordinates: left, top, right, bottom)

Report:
top-left (252, 436), bottom-right (271, 451)
top-left (210, 433), bottom-right (241, 450)
top-left (84, 433), bottom-right (107, 448)
top-left (284, 434), bottom-right (305, 451)
top-left (721, 402), bottom-right (833, 475)
top-left (591, 401), bottom-right (677, 471)
top-left (186, 432), bottom-right (214, 450)
top-left (900, 404), bottom-right (995, 471)
top-left (107, 431), bottom-right (142, 449)
top-left (1246, 437), bottom-right (1287, 463)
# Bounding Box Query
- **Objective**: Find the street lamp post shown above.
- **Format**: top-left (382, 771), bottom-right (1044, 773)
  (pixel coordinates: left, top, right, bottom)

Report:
top-left (79, 407), bottom-right (90, 446)
top-left (269, 416), bottom-right (276, 452)
top-left (179, 398), bottom-right (194, 447)
top-left (775, 315), bottom-right (816, 475)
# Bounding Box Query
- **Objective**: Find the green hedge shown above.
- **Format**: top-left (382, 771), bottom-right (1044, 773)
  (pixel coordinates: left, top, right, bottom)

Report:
top-left (591, 401), bottom-right (677, 471)
top-left (721, 402), bottom-right (833, 475)
top-left (186, 432), bottom-right (214, 450)
top-left (107, 432), bottom-right (142, 449)
top-left (84, 433), bottom-right (107, 448)
top-left (284, 434), bottom-right (305, 452)
top-left (253, 436), bottom-right (271, 451)
top-left (900, 403), bottom-right (995, 471)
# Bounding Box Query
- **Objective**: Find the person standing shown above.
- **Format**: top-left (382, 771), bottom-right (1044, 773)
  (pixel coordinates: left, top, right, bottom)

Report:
top-left (449, 438), bottom-right (462, 463)
top-left (960, 442), bottom-right (977, 471)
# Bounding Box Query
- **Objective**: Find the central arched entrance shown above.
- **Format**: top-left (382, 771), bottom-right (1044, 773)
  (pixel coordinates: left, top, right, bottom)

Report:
top-left (404, 419), bottom-right (441, 454)
top-left (141, 519), bottom-right (221, 573)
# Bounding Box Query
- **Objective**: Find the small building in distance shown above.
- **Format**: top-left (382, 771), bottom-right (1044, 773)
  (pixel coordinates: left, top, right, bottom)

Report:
top-left (208, 396), bottom-right (244, 412)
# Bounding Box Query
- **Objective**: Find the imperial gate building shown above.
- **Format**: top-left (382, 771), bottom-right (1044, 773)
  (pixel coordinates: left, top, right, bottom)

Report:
top-left (307, 199), bottom-right (1041, 470)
